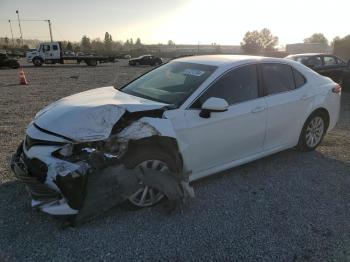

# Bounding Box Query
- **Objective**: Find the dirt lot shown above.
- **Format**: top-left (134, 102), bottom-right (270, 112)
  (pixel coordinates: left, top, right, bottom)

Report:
top-left (0, 60), bottom-right (349, 261)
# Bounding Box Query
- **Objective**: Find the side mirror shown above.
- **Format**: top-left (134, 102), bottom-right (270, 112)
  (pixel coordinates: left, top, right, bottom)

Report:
top-left (199, 97), bottom-right (229, 118)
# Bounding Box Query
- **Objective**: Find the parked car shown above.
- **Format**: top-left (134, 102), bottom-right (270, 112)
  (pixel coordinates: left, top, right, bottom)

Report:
top-left (285, 53), bottom-right (350, 85)
top-left (11, 55), bottom-right (341, 217)
top-left (129, 55), bottom-right (162, 66)
top-left (0, 52), bottom-right (20, 69)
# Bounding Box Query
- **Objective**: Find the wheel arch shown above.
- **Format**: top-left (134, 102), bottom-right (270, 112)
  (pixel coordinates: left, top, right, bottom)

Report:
top-left (308, 107), bottom-right (330, 131)
top-left (32, 56), bottom-right (44, 62)
top-left (122, 135), bottom-right (184, 173)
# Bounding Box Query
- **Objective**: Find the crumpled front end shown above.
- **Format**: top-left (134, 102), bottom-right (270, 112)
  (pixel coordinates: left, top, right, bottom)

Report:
top-left (11, 108), bottom-right (193, 221)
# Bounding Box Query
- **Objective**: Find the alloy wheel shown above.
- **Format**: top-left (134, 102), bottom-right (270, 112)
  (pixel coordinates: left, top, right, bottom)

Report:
top-left (305, 116), bottom-right (324, 147)
top-left (128, 159), bottom-right (169, 207)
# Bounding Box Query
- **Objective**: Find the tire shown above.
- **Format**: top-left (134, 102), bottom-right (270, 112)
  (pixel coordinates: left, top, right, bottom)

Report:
top-left (9, 60), bottom-right (20, 69)
top-left (123, 146), bottom-right (178, 208)
top-left (297, 112), bottom-right (327, 152)
top-left (33, 57), bottom-right (42, 67)
top-left (86, 59), bottom-right (97, 66)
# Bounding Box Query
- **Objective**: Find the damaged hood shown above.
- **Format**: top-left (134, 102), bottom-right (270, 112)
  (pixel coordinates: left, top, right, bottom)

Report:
top-left (34, 86), bottom-right (168, 141)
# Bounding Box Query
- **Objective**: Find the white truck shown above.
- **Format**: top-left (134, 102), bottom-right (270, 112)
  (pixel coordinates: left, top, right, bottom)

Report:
top-left (26, 42), bottom-right (115, 66)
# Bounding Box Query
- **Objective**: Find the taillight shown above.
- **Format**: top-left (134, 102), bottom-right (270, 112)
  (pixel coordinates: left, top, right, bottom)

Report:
top-left (332, 84), bottom-right (342, 94)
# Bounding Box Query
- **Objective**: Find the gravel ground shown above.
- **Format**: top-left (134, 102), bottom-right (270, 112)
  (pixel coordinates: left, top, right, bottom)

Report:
top-left (0, 60), bottom-right (349, 261)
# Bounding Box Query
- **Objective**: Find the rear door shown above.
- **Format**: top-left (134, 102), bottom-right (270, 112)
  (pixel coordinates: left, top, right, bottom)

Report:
top-left (176, 64), bottom-right (267, 173)
top-left (261, 63), bottom-right (311, 150)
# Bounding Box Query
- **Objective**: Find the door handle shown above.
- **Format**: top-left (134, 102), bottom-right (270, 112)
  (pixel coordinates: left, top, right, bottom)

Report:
top-left (251, 106), bottom-right (265, 113)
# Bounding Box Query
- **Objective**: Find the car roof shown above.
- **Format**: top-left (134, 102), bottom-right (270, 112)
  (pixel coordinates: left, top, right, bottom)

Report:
top-left (173, 55), bottom-right (293, 68)
top-left (287, 53), bottom-right (325, 57)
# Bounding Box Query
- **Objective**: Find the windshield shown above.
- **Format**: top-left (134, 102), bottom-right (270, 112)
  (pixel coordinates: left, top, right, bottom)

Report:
top-left (290, 56), bottom-right (311, 64)
top-left (120, 62), bottom-right (217, 106)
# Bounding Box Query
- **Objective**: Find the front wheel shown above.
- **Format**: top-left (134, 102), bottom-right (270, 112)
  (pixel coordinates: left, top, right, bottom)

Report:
top-left (297, 113), bottom-right (327, 152)
top-left (33, 58), bottom-right (42, 66)
top-left (123, 146), bottom-right (178, 207)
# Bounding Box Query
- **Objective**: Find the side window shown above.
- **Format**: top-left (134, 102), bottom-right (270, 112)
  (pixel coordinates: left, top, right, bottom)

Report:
top-left (292, 68), bottom-right (306, 88)
top-left (43, 45), bottom-right (50, 51)
top-left (337, 57), bottom-right (345, 64)
top-left (52, 45), bottom-right (58, 51)
top-left (261, 63), bottom-right (295, 95)
top-left (323, 56), bottom-right (337, 65)
top-left (307, 56), bottom-right (322, 67)
top-left (191, 64), bottom-right (258, 108)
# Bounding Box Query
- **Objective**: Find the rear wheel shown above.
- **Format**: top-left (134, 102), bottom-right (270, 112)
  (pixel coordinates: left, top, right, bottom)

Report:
top-left (9, 60), bottom-right (20, 69)
top-left (86, 59), bottom-right (97, 66)
top-left (297, 113), bottom-right (327, 152)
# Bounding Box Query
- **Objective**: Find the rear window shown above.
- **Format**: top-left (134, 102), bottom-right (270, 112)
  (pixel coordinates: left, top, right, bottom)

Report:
top-left (292, 68), bottom-right (307, 88)
top-left (261, 64), bottom-right (295, 95)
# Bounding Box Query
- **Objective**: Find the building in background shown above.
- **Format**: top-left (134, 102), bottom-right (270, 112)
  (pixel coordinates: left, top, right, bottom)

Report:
top-left (286, 43), bottom-right (332, 54)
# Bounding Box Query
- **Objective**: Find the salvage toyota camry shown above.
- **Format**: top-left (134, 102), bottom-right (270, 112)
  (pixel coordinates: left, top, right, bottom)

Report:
top-left (11, 55), bottom-right (341, 219)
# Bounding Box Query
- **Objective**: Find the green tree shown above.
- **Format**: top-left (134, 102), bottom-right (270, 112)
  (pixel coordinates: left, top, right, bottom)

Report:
top-left (104, 32), bottom-right (113, 51)
top-left (240, 28), bottom-right (278, 53)
top-left (167, 40), bottom-right (175, 46)
top-left (91, 38), bottom-right (104, 52)
top-left (304, 33), bottom-right (328, 44)
top-left (81, 35), bottom-right (91, 51)
top-left (135, 38), bottom-right (142, 46)
top-left (66, 41), bottom-right (73, 50)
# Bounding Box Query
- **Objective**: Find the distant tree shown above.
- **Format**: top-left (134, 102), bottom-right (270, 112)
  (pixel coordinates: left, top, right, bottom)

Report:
top-left (104, 32), bottom-right (113, 51)
top-left (4, 37), bottom-right (9, 45)
top-left (91, 38), bottom-right (104, 52)
top-left (259, 28), bottom-right (279, 51)
top-left (22, 44), bottom-right (29, 50)
top-left (167, 40), bottom-right (175, 46)
top-left (241, 28), bottom-right (278, 53)
top-left (331, 36), bottom-right (341, 47)
top-left (130, 38), bottom-right (134, 46)
top-left (304, 33), bottom-right (328, 45)
top-left (81, 35), bottom-right (91, 51)
top-left (343, 35), bottom-right (350, 41)
top-left (135, 38), bottom-right (142, 46)
top-left (16, 39), bottom-right (21, 46)
top-left (66, 41), bottom-right (73, 50)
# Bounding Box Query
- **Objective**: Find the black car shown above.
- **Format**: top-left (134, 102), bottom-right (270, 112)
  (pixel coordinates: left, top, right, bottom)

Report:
top-left (129, 55), bottom-right (162, 66)
top-left (286, 53), bottom-right (350, 85)
top-left (0, 53), bottom-right (20, 69)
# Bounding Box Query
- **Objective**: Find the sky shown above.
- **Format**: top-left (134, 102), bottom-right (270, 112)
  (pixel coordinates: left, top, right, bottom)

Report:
top-left (0, 0), bottom-right (349, 46)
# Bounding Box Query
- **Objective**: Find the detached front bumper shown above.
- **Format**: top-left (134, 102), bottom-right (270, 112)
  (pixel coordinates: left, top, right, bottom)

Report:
top-left (11, 142), bottom-right (83, 215)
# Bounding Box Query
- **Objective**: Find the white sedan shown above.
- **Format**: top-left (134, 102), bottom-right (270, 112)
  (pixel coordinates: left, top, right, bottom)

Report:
top-left (11, 55), bottom-right (341, 216)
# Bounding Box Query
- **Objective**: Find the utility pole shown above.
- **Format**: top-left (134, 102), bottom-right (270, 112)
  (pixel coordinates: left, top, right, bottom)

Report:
top-left (47, 20), bottom-right (53, 42)
top-left (15, 10), bottom-right (23, 46)
top-left (8, 20), bottom-right (15, 46)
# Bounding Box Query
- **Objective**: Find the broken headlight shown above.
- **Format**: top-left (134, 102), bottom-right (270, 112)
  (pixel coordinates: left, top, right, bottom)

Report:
top-left (52, 138), bottom-right (122, 168)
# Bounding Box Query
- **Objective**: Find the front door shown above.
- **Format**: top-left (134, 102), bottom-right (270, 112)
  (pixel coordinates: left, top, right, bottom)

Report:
top-left (172, 64), bottom-right (267, 174)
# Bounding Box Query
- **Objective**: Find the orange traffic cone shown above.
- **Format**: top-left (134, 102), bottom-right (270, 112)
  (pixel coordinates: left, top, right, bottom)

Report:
top-left (19, 67), bottom-right (28, 85)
